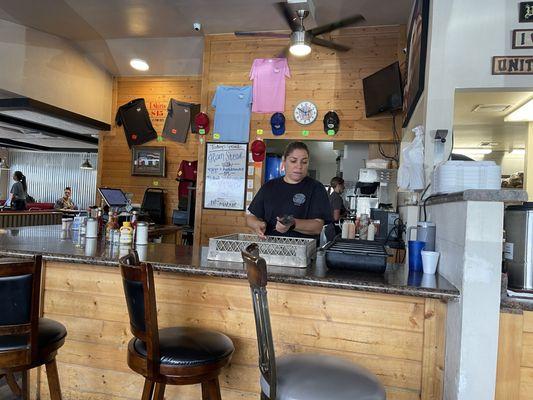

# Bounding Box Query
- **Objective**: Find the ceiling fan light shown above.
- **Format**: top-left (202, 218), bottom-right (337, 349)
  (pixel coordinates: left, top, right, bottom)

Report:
top-left (289, 31), bottom-right (311, 56)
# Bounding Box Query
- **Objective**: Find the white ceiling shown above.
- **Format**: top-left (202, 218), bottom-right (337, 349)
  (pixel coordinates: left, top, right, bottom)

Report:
top-left (0, 0), bottom-right (414, 76)
top-left (453, 90), bottom-right (532, 151)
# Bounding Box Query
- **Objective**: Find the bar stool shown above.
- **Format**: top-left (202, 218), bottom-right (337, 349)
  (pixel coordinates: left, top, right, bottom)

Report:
top-left (241, 244), bottom-right (386, 400)
top-left (0, 256), bottom-right (67, 399)
top-left (119, 251), bottom-right (234, 400)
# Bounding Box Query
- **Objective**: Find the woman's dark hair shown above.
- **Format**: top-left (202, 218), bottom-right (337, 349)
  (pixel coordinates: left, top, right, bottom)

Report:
top-left (283, 141), bottom-right (309, 159)
top-left (13, 171), bottom-right (27, 192)
top-left (330, 176), bottom-right (344, 188)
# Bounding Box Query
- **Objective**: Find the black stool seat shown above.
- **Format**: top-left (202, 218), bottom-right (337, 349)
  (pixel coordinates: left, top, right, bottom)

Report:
top-left (0, 318), bottom-right (67, 353)
top-left (260, 354), bottom-right (386, 400)
top-left (133, 326), bottom-right (234, 367)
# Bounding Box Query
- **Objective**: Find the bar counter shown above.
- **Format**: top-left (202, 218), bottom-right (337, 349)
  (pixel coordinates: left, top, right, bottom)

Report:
top-left (0, 225), bottom-right (454, 400)
top-left (0, 225), bottom-right (458, 300)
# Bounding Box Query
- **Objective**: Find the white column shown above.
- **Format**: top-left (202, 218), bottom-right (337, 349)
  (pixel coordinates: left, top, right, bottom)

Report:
top-left (427, 200), bottom-right (503, 400)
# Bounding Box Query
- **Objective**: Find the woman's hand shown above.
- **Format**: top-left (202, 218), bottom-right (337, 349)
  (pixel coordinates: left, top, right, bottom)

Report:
top-left (275, 217), bottom-right (293, 234)
top-left (255, 220), bottom-right (267, 239)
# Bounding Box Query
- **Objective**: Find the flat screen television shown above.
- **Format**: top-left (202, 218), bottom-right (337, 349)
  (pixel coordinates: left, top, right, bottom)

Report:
top-left (362, 62), bottom-right (403, 118)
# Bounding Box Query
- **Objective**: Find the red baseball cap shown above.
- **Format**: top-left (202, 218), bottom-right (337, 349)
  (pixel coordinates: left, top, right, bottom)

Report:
top-left (194, 112), bottom-right (210, 134)
top-left (251, 140), bottom-right (266, 162)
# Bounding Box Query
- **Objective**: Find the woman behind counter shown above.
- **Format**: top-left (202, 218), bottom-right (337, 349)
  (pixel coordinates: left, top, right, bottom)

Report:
top-left (246, 141), bottom-right (332, 241)
top-left (9, 171), bottom-right (27, 210)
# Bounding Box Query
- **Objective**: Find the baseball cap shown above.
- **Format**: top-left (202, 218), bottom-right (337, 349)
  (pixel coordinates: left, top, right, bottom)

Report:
top-left (323, 111), bottom-right (340, 135)
top-left (194, 112), bottom-right (210, 134)
top-left (270, 112), bottom-right (286, 136)
top-left (251, 139), bottom-right (266, 162)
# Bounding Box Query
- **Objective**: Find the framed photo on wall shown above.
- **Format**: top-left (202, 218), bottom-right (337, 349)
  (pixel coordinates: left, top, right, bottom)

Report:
top-left (402, 0), bottom-right (430, 128)
top-left (131, 146), bottom-right (166, 177)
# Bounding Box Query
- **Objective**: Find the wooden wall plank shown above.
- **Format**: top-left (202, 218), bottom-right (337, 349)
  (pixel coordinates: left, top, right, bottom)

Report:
top-left (99, 76), bottom-right (201, 224)
top-left (520, 367), bottom-right (533, 400)
top-left (420, 299), bottom-right (446, 399)
top-left (195, 26), bottom-right (405, 245)
top-left (524, 311), bottom-right (533, 333)
top-left (40, 262), bottom-right (440, 399)
top-left (496, 312), bottom-right (524, 400)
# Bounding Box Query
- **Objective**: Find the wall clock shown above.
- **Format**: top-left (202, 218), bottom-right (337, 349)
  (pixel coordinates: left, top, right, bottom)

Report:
top-left (294, 100), bottom-right (318, 125)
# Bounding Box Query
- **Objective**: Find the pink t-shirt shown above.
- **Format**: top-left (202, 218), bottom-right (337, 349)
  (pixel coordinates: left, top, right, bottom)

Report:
top-left (249, 58), bottom-right (290, 113)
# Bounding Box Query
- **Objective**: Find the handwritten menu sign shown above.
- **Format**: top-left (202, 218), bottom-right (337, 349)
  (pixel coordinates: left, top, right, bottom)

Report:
top-left (204, 142), bottom-right (248, 210)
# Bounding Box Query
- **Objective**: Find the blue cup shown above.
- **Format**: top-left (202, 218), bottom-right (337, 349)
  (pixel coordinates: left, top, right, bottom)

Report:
top-left (408, 240), bottom-right (426, 272)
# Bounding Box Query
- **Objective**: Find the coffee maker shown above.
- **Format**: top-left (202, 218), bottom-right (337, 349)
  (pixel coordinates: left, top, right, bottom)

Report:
top-left (354, 168), bottom-right (397, 210)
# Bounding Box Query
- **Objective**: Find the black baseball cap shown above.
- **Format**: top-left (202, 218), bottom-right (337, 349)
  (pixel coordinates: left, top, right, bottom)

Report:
top-left (323, 111), bottom-right (340, 135)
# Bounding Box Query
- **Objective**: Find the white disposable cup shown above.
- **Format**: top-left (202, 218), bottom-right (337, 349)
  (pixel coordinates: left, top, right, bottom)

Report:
top-left (421, 250), bottom-right (440, 274)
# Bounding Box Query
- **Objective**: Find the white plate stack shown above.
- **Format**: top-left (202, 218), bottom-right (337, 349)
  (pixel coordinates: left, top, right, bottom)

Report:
top-left (433, 161), bottom-right (501, 194)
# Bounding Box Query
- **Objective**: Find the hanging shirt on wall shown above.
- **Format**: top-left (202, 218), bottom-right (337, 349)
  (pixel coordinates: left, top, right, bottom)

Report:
top-left (162, 99), bottom-right (201, 143)
top-left (115, 98), bottom-right (158, 148)
top-left (176, 160), bottom-right (198, 198)
top-left (249, 58), bottom-right (290, 113)
top-left (211, 86), bottom-right (252, 143)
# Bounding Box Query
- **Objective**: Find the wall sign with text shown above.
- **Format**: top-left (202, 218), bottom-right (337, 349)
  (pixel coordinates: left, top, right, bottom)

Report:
top-left (492, 56), bottom-right (533, 75)
top-left (519, 2), bottom-right (533, 23)
top-left (513, 29), bottom-right (533, 49)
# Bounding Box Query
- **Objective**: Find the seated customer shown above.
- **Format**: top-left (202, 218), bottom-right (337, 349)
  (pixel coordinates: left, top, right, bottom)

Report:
top-left (54, 187), bottom-right (77, 210)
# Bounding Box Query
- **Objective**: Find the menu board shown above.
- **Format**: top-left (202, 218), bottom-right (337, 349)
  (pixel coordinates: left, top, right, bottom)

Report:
top-left (203, 142), bottom-right (248, 210)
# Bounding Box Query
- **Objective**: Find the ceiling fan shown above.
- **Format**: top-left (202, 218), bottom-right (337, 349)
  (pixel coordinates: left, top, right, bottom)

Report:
top-left (234, 2), bottom-right (365, 56)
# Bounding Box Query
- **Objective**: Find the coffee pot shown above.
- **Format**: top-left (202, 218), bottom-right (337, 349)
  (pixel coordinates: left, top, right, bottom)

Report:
top-left (407, 221), bottom-right (436, 251)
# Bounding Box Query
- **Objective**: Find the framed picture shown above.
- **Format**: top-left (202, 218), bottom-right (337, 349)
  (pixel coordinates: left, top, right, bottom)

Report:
top-left (519, 2), bottom-right (533, 23)
top-left (512, 29), bottom-right (533, 49)
top-left (203, 142), bottom-right (248, 211)
top-left (402, 0), bottom-right (430, 128)
top-left (131, 146), bottom-right (166, 177)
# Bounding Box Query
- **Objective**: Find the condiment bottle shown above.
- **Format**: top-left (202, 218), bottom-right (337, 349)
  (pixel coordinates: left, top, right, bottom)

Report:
top-left (120, 221), bottom-right (133, 244)
top-left (367, 221), bottom-right (376, 241)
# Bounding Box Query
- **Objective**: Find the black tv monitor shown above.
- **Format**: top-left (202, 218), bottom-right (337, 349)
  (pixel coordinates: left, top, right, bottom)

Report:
top-left (98, 187), bottom-right (128, 207)
top-left (362, 62), bottom-right (403, 118)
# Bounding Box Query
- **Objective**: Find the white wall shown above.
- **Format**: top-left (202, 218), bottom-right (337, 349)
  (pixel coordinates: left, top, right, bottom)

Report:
top-left (405, 0), bottom-right (533, 182)
top-left (0, 19), bottom-right (113, 123)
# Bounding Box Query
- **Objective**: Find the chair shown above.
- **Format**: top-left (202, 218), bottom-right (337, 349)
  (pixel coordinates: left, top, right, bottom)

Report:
top-left (241, 244), bottom-right (386, 400)
top-left (0, 256), bottom-right (67, 399)
top-left (141, 188), bottom-right (166, 225)
top-left (119, 251), bottom-right (234, 400)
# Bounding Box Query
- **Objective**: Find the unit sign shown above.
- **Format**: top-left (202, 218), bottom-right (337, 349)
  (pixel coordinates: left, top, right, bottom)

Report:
top-left (513, 29), bottom-right (533, 49)
top-left (492, 56), bottom-right (533, 75)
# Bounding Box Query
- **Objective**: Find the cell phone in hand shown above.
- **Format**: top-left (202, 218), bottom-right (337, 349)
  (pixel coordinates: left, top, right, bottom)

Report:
top-left (279, 214), bottom-right (295, 226)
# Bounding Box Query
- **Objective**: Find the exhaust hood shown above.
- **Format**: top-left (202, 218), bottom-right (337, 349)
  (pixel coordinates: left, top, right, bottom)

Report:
top-left (0, 97), bottom-right (111, 150)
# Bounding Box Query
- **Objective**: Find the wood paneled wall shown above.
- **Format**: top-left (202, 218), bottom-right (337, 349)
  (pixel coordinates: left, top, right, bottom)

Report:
top-left (98, 77), bottom-right (201, 223)
top-left (38, 262), bottom-right (446, 400)
top-left (496, 311), bottom-right (533, 399)
top-left (195, 26), bottom-right (405, 244)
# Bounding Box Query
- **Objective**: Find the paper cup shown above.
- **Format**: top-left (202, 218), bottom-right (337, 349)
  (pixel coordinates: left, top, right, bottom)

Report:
top-left (421, 250), bottom-right (440, 274)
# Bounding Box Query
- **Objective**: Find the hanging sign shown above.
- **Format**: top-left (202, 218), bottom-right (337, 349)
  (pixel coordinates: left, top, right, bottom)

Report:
top-left (492, 56), bottom-right (533, 75)
top-left (513, 29), bottom-right (533, 49)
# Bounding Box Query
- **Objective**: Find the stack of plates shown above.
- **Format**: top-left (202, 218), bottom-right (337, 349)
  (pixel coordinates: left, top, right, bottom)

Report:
top-left (433, 161), bottom-right (501, 194)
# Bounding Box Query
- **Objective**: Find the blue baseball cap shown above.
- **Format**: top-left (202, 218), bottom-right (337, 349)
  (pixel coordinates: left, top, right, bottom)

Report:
top-left (270, 112), bottom-right (286, 136)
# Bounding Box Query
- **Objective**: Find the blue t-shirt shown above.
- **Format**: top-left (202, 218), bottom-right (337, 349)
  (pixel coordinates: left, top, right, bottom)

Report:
top-left (211, 86), bottom-right (252, 143)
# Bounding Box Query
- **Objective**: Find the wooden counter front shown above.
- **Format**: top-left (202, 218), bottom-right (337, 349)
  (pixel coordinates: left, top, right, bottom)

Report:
top-left (34, 260), bottom-right (447, 400)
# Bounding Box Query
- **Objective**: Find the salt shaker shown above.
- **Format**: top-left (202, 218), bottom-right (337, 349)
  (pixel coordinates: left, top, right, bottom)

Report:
top-left (136, 221), bottom-right (149, 245)
top-left (314, 249), bottom-right (327, 277)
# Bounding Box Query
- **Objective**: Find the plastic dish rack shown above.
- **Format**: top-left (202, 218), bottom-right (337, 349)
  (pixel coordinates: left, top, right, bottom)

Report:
top-left (208, 233), bottom-right (316, 268)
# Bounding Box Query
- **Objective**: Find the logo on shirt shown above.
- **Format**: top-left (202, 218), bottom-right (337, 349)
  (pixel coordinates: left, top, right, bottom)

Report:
top-left (293, 193), bottom-right (306, 206)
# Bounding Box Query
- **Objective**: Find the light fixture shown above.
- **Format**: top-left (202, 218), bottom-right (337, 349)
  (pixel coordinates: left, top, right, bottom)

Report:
top-left (130, 58), bottom-right (150, 71)
top-left (454, 148), bottom-right (493, 155)
top-left (80, 156), bottom-right (94, 170)
top-left (0, 158), bottom-right (9, 170)
top-left (289, 31), bottom-right (311, 56)
top-left (510, 148), bottom-right (526, 155)
top-left (504, 98), bottom-right (533, 122)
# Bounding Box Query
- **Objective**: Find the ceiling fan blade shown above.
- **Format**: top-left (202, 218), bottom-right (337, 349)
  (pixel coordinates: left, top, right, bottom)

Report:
top-left (311, 37), bottom-right (351, 52)
top-left (308, 14), bottom-right (365, 36)
top-left (275, 1), bottom-right (299, 31)
top-left (234, 31), bottom-right (290, 38)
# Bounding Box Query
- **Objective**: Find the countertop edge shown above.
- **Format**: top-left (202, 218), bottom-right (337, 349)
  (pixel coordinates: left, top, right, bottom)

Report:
top-left (0, 249), bottom-right (460, 301)
top-left (425, 189), bottom-right (527, 206)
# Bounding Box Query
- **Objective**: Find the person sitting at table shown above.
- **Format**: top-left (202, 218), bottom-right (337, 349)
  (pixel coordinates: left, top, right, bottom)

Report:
top-left (54, 187), bottom-right (77, 210)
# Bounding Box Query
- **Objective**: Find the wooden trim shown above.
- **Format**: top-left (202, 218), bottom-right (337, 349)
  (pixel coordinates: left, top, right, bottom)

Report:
top-left (420, 298), bottom-right (446, 399)
top-left (495, 312), bottom-right (524, 400)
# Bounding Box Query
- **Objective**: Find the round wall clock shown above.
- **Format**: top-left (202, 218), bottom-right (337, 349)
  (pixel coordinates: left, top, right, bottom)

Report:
top-left (294, 100), bottom-right (318, 125)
